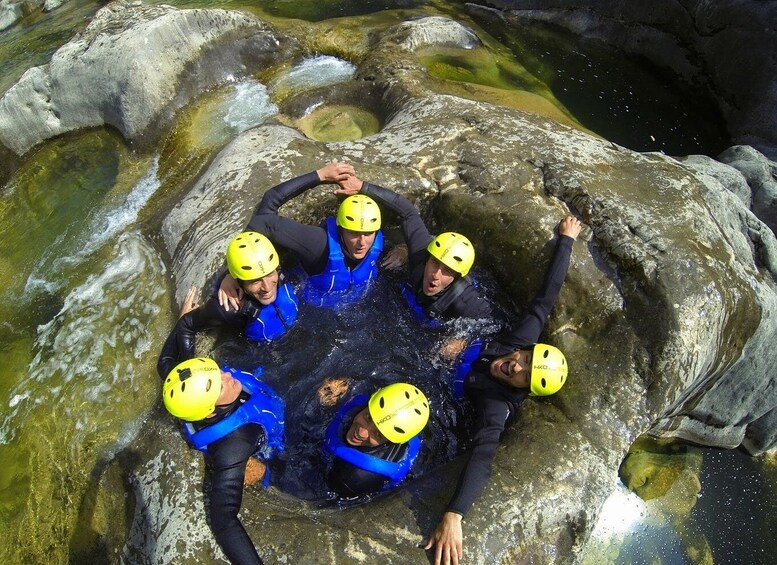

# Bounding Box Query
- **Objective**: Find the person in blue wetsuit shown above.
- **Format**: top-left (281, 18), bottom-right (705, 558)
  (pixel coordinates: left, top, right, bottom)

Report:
top-left (219, 162), bottom-right (384, 311)
top-left (323, 382), bottom-right (430, 499)
top-left (336, 174), bottom-right (506, 357)
top-left (157, 232), bottom-right (299, 376)
top-left (160, 357), bottom-right (285, 565)
top-left (424, 215), bottom-right (582, 565)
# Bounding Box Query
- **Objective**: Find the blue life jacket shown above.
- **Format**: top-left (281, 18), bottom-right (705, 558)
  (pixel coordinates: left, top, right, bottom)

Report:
top-left (452, 339), bottom-right (484, 400)
top-left (244, 283), bottom-right (299, 342)
top-left (323, 394), bottom-right (420, 489)
top-left (303, 217), bottom-right (383, 310)
top-left (183, 367), bottom-right (285, 461)
top-left (400, 276), bottom-right (474, 327)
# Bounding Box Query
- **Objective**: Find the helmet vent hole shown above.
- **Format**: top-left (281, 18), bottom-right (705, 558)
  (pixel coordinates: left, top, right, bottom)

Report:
top-left (206, 380), bottom-right (212, 392)
top-left (561, 375), bottom-right (566, 383)
top-left (379, 397), bottom-right (385, 408)
top-left (414, 408), bottom-right (421, 415)
top-left (453, 255), bottom-right (462, 262)
top-left (181, 382), bottom-right (186, 392)
top-left (543, 349), bottom-right (550, 358)
top-left (394, 426), bottom-right (405, 435)
top-left (541, 378), bottom-right (546, 388)
top-left (346, 215), bottom-right (355, 222)
top-left (404, 391), bottom-right (410, 399)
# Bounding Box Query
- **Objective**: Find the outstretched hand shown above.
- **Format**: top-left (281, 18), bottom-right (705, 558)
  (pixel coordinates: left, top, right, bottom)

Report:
top-left (179, 286), bottom-right (200, 318)
top-left (317, 161), bottom-right (354, 183)
top-left (424, 512), bottom-right (463, 565)
top-left (558, 215), bottom-right (582, 240)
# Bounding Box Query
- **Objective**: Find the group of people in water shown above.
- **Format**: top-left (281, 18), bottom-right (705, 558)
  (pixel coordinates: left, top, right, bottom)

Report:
top-left (156, 161), bottom-right (582, 564)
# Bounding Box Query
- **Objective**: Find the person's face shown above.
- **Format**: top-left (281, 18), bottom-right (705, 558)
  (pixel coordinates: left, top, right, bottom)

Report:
top-left (422, 256), bottom-right (457, 296)
top-left (241, 270), bottom-right (279, 305)
top-left (215, 370), bottom-right (243, 407)
top-left (345, 408), bottom-right (387, 447)
top-left (489, 349), bottom-right (533, 388)
top-left (340, 228), bottom-right (376, 261)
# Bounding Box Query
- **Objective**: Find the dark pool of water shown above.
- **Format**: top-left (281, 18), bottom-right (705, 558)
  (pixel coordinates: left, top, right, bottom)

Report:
top-left (693, 449), bottom-right (777, 564)
top-left (212, 269), bottom-right (491, 501)
top-left (466, 11), bottom-right (730, 157)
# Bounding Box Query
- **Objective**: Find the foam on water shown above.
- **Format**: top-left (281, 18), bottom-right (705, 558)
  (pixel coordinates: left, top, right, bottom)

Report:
top-left (223, 79), bottom-right (279, 132)
top-left (269, 55), bottom-right (356, 95)
top-left (24, 158), bottom-right (162, 296)
top-left (1, 232), bottom-right (167, 445)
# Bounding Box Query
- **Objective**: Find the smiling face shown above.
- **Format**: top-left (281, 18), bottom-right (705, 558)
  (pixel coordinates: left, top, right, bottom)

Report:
top-left (489, 349), bottom-right (533, 388)
top-left (340, 228), bottom-right (376, 261)
top-left (214, 370), bottom-right (243, 408)
top-left (241, 269), bottom-right (279, 305)
top-left (344, 407), bottom-right (387, 447)
top-left (422, 256), bottom-right (457, 296)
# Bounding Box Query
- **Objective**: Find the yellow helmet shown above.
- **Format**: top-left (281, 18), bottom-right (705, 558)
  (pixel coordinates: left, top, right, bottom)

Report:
top-left (368, 383), bottom-right (429, 444)
top-left (226, 231), bottom-right (279, 281)
top-left (162, 358), bottom-right (222, 421)
top-left (337, 194), bottom-right (381, 232)
top-left (530, 344), bottom-right (568, 396)
top-left (427, 232), bottom-right (475, 276)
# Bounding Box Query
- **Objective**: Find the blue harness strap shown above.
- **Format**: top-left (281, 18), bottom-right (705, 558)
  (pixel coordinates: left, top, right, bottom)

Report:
top-left (303, 217), bottom-right (383, 310)
top-left (453, 339), bottom-right (483, 401)
top-left (183, 367), bottom-right (285, 458)
top-left (245, 283), bottom-right (299, 342)
top-left (323, 395), bottom-right (420, 488)
top-left (400, 282), bottom-right (442, 328)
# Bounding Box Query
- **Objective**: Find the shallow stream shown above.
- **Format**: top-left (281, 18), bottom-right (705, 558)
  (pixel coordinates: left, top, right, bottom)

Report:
top-left (0, 1), bottom-right (773, 563)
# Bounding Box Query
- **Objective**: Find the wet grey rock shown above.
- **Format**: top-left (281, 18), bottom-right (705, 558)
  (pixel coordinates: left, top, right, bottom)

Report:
top-left (472, 0), bottom-right (777, 159)
top-left (717, 145), bottom-right (777, 234)
top-left (395, 15), bottom-right (482, 51)
top-left (0, 1), bottom-right (296, 155)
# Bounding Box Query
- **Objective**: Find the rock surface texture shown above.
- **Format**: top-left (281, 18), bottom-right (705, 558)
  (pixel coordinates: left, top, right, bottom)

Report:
top-left (3, 4), bottom-right (774, 564)
top-left (0, 1), bottom-right (295, 154)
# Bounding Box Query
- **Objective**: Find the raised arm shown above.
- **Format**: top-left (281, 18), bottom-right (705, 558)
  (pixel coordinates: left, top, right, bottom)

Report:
top-left (498, 216), bottom-right (580, 348)
top-left (251, 162), bottom-right (353, 217)
top-left (156, 295), bottom-right (241, 379)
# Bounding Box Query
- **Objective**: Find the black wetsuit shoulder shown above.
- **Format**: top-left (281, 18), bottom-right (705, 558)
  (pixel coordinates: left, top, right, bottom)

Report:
top-left (245, 171), bottom-right (330, 275)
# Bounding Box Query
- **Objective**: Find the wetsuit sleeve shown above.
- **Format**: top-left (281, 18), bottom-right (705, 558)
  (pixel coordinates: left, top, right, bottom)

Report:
top-left (446, 394), bottom-right (513, 516)
top-left (448, 284), bottom-right (507, 324)
top-left (498, 235), bottom-right (574, 348)
top-left (207, 424), bottom-right (265, 565)
top-left (360, 182), bottom-right (433, 255)
top-left (245, 171), bottom-right (329, 274)
top-left (251, 171), bottom-right (322, 216)
top-left (156, 296), bottom-right (244, 379)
